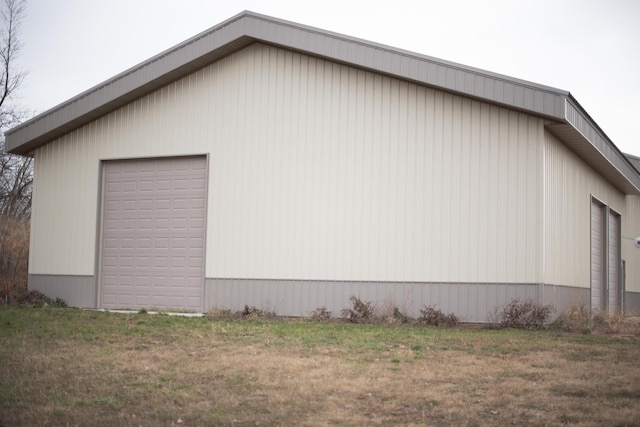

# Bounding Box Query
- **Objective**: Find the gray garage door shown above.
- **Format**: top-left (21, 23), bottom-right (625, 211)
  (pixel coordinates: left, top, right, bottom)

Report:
top-left (590, 199), bottom-right (605, 311)
top-left (607, 210), bottom-right (621, 313)
top-left (100, 156), bottom-right (207, 311)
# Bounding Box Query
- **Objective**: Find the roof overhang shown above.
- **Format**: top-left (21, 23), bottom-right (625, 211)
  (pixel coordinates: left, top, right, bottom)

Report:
top-left (546, 96), bottom-right (640, 195)
top-left (5, 11), bottom-right (639, 195)
top-left (4, 11), bottom-right (569, 155)
top-left (625, 153), bottom-right (640, 173)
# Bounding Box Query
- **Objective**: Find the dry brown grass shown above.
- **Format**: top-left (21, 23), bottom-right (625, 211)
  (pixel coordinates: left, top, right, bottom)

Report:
top-left (553, 303), bottom-right (640, 338)
top-left (1, 308), bottom-right (639, 426)
top-left (0, 216), bottom-right (29, 305)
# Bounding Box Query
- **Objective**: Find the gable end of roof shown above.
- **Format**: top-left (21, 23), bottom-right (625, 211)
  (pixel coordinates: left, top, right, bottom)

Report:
top-left (5, 11), bottom-right (570, 156)
top-left (4, 11), bottom-right (638, 194)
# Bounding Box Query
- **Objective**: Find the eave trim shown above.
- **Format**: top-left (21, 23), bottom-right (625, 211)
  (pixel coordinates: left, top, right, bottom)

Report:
top-left (5, 11), bottom-right (639, 195)
top-left (6, 10), bottom-right (568, 155)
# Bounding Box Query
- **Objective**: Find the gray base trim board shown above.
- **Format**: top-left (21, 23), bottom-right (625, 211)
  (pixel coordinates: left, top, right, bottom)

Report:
top-left (29, 274), bottom-right (95, 308)
top-left (25, 275), bottom-right (608, 322)
top-left (541, 284), bottom-right (590, 317)
top-left (205, 279), bottom-right (544, 323)
top-left (625, 291), bottom-right (640, 315)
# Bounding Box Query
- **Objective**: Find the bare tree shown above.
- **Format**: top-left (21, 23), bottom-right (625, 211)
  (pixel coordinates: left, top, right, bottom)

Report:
top-left (0, 0), bottom-right (30, 218)
top-left (0, 0), bottom-right (25, 120)
top-left (0, 0), bottom-right (30, 304)
top-left (0, 148), bottom-right (31, 218)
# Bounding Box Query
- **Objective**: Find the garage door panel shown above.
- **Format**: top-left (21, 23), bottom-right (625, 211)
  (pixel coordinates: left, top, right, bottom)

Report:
top-left (120, 238), bottom-right (135, 249)
top-left (190, 218), bottom-right (206, 228)
top-left (591, 200), bottom-right (604, 311)
top-left (100, 156), bottom-right (207, 311)
top-left (192, 198), bottom-right (206, 209)
top-left (608, 211), bottom-right (621, 313)
top-left (156, 199), bottom-right (171, 210)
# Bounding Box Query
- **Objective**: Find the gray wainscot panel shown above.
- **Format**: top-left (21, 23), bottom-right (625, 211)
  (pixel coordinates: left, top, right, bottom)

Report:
top-left (625, 291), bottom-right (640, 315)
top-left (28, 275), bottom-right (95, 308)
top-left (541, 284), bottom-right (590, 317)
top-left (204, 279), bottom-right (541, 323)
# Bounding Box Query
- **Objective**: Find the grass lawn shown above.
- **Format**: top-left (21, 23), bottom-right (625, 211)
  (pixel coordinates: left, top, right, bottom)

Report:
top-left (1, 308), bottom-right (639, 426)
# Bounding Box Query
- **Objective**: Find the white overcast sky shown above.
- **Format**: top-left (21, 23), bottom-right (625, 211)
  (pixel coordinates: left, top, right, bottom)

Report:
top-left (12, 0), bottom-right (640, 155)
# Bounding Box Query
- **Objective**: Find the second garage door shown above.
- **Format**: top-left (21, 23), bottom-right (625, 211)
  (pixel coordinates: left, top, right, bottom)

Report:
top-left (590, 199), bottom-right (605, 311)
top-left (100, 156), bottom-right (207, 311)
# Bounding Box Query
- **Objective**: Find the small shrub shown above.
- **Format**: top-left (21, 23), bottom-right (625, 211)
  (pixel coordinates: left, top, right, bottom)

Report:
top-left (418, 305), bottom-right (459, 327)
top-left (381, 306), bottom-right (412, 325)
top-left (15, 290), bottom-right (53, 308)
top-left (552, 303), bottom-right (637, 335)
top-left (8, 290), bottom-right (67, 308)
top-left (241, 305), bottom-right (263, 319)
top-left (498, 299), bottom-right (554, 329)
top-left (341, 296), bottom-right (375, 323)
top-left (596, 311), bottom-right (625, 334)
top-left (551, 303), bottom-right (591, 334)
top-left (206, 308), bottom-right (236, 320)
top-left (53, 297), bottom-right (68, 308)
top-left (310, 306), bottom-right (332, 322)
top-left (239, 305), bottom-right (276, 320)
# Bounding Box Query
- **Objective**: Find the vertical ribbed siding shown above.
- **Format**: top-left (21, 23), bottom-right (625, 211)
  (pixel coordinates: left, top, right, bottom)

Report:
top-left (623, 195), bottom-right (640, 294)
top-left (8, 12), bottom-right (571, 157)
top-left (29, 139), bottom-right (101, 276)
top-left (564, 100), bottom-right (640, 193)
top-left (204, 279), bottom-right (541, 323)
top-left (544, 130), bottom-right (626, 289)
top-left (245, 14), bottom-right (566, 119)
top-left (30, 42), bottom-right (543, 285)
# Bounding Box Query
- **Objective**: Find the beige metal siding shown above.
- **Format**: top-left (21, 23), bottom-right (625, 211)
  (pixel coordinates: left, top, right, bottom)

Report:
top-left (29, 137), bottom-right (100, 275)
top-left (99, 157), bottom-right (206, 311)
top-left (7, 12), bottom-right (569, 156)
top-left (544, 130), bottom-right (626, 289)
top-left (624, 195), bottom-right (640, 294)
top-left (29, 43), bottom-right (544, 285)
top-left (563, 100), bottom-right (640, 193)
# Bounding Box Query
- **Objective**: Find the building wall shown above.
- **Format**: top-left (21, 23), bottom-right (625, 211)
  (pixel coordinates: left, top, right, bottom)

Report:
top-left (29, 42), bottom-right (546, 291)
top-left (624, 195), bottom-right (640, 295)
top-left (30, 133), bottom-right (100, 276)
top-left (204, 279), bottom-right (542, 322)
top-left (543, 130), bottom-right (639, 300)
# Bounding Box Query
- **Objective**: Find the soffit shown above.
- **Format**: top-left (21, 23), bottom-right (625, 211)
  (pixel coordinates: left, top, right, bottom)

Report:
top-left (546, 122), bottom-right (640, 195)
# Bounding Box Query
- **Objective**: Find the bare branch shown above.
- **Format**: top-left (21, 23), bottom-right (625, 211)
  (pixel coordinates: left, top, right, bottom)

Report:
top-left (0, 0), bottom-right (26, 111)
top-left (0, 0), bottom-right (30, 221)
top-left (0, 0), bottom-right (29, 301)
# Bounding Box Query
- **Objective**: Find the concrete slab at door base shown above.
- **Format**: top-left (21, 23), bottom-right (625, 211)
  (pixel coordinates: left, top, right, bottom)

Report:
top-left (87, 309), bottom-right (205, 317)
top-left (28, 274), bottom-right (95, 308)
